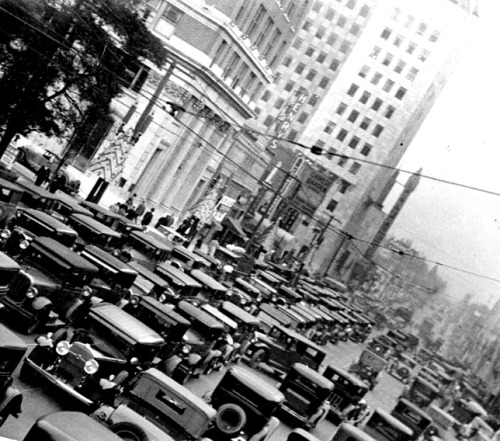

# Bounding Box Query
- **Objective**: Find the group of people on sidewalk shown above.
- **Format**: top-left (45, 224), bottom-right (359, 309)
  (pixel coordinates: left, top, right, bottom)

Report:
top-left (34, 165), bottom-right (80, 195)
top-left (109, 193), bottom-right (155, 227)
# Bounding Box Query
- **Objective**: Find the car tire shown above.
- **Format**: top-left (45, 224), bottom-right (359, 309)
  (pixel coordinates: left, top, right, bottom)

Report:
top-left (215, 403), bottom-right (247, 435)
top-left (109, 421), bottom-right (148, 441)
top-left (249, 349), bottom-right (266, 369)
top-left (204, 357), bottom-right (219, 375)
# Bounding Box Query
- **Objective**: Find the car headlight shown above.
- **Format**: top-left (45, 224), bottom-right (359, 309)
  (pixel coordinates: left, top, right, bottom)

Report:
top-left (56, 340), bottom-right (71, 356)
top-left (82, 286), bottom-right (92, 297)
top-left (0, 229), bottom-right (11, 239)
top-left (181, 344), bottom-right (191, 354)
top-left (26, 287), bottom-right (38, 299)
top-left (130, 295), bottom-right (139, 305)
top-left (129, 357), bottom-right (139, 365)
top-left (84, 359), bottom-right (99, 375)
top-left (19, 239), bottom-right (30, 250)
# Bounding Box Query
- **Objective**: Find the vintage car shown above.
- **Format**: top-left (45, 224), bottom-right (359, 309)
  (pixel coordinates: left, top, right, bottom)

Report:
top-left (15, 180), bottom-right (55, 212)
top-left (278, 363), bottom-right (333, 429)
top-left (68, 213), bottom-right (123, 252)
top-left (120, 230), bottom-right (172, 269)
top-left (362, 408), bottom-right (414, 441)
top-left (348, 349), bottom-right (387, 390)
top-left (46, 191), bottom-right (93, 222)
top-left (154, 262), bottom-right (201, 300)
top-left (79, 245), bottom-right (138, 305)
top-left (449, 399), bottom-right (488, 425)
top-left (0, 251), bottom-right (20, 297)
top-left (22, 411), bottom-right (124, 441)
top-left (246, 324), bottom-right (328, 376)
top-left (387, 354), bottom-right (421, 384)
top-left (205, 366), bottom-right (283, 441)
top-left (169, 245), bottom-right (212, 271)
top-left (400, 376), bottom-right (441, 409)
top-left (329, 423), bottom-right (378, 441)
top-left (277, 286), bottom-right (303, 304)
top-left (1, 237), bottom-right (99, 333)
top-left (322, 363), bottom-right (369, 424)
top-left (0, 324), bottom-right (28, 427)
top-left (0, 177), bottom-right (24, 227)
top-left (92, 368), bottom-right (216, 441)
top-left (189, 269), bottom-right (229, 304)
top-left (390, 398), bottom-right (433, 441)
top-left (255, 303), bottom-right (295, 332)
top-left (79, 200), bottom-right (141, 235)
top-left (21, 303), bottom-right (165, 408)
top-left (1, 208), bottom-right (78, 256)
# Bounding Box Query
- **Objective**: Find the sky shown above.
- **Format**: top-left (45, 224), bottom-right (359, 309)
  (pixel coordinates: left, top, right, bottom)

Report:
top-left (386, 0), bottom-right (500, 305)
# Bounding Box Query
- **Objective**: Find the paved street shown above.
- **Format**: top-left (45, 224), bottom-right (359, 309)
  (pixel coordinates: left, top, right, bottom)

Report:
top-left (0, 334), bottom-right (407, 441)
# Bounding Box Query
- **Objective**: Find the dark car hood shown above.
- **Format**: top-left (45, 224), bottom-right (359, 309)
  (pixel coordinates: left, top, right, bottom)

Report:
top-left (20, 264), bottom-right (61, 290)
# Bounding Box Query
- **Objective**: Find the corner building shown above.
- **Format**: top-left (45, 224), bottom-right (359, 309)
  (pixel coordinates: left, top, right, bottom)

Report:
top-left (253, 0), bottom-right (477, 276)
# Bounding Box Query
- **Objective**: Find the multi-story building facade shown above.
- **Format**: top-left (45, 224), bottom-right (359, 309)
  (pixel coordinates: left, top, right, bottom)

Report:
top-left (252, 0), bottom-right (478, 276)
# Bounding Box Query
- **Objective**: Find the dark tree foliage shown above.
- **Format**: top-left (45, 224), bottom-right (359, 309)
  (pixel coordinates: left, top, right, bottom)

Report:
top-left (0, 0), bottom-right (167, 156)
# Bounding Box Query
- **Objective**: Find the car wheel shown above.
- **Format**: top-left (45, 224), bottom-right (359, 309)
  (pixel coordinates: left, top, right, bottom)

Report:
top-left (204, 357), bottom-right (219, 375)
top-left (16, 149), bottom-right (25, 163)
top-left (215, 403), bottom-right (247, 435)
top-left (109, 421), bottom-right (148, 441)
top-left (249, 349), bottom-right (266, 369)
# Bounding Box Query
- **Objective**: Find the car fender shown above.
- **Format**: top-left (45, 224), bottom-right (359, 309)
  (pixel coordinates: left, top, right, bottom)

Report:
top-left (0, 386), bottom-right (23, 417)
top-left (32, 297), bottom-right (52, 311)
top-left (161, 355), bottom-right (193, 376)
top-left (203, 350), bottom-right (222, 365)
top-left (187, 353), bottom-right (203, 366)
top-left (247, 341), bottom-right (269, 356)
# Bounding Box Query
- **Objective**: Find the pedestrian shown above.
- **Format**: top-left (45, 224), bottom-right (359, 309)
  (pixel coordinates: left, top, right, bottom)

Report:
top-left (135, 199), bottom-right (146, 219)
top-left (126, 205), bottom-right (137, 222)
top-left (141, 208), bottom-right (155, 227)
top-left (49, 171), bottom-right (67, 194)
top-left (125, 192), bottom-right (137, 208)
top-left (109, 202), bottom-right (121, 213)
top-left (118, 204), bottom-right (128, 216)
top-left (35, 165), bottom-right (50, 187)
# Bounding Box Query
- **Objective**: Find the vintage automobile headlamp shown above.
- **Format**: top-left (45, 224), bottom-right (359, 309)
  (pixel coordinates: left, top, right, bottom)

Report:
top-left (129, 357), bottom-right (139, 365)
top-left (56, 340), bottom-right (71, 356)
top-left (16, 210), bottom-right (22, 218)
top-left (26, 287), bottom-right (38, 299)
top-left (181, 344), bottom-right (191, 354)
top-left (19, 239), bottom-right (30, 250)
top-left (130, 295), bottom-right (140, 305)
top-left (0, 229), bottom-right (11, 239)
top-left (82, 286), bottom-right (92, 297)
top-left (84, 359), bottom-right (99, 375)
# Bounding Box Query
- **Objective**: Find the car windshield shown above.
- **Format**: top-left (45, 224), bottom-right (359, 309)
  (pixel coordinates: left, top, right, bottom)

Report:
top-left (128, 237), bottom-right (169, 263)
top-left (0, 347), bottom-right (24, 374)
top-left (0, 268), bottom-right (18, 288)
top-left (132, 275), bottom-right (155, 295)
top-left (26, 250), bottom-right (91, 285)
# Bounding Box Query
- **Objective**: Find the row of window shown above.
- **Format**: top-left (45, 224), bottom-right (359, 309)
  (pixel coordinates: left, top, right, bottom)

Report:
top-left (370, 45), bottom-right (429, 68)
top-left (359, 63), bottom-right (418, 84)
top-left (390, 8), bottom-right (441, 43)
top-left (293, 33), bottom-right (352, 55)
top-left (312, 0), bottom-right (371, 19)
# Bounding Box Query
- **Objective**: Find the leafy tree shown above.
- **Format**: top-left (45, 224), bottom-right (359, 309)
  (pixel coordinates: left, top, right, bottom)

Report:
top-left (0, 0), bottom-right (167, 157)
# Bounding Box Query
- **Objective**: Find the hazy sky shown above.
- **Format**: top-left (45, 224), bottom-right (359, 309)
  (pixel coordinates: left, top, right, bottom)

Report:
top-left (387, 0), bottom-right (500, 305)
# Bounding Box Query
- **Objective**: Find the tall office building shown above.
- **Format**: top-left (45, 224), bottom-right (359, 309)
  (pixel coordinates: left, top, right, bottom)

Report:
top-left (253, 0), bottom-right (478, 275)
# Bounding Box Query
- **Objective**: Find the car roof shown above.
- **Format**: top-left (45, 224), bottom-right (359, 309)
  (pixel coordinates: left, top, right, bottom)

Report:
top-left (52, 193), bottom-right (93, 216)
top-left (370, 409), bottom-right (414, 435)
top-left (234, 278), bottom-right (261, 295)
top-left (16, 180), bottom-right (53, 198)
top-left (128, 260), bottom-right (171, 288)
top-left (79, 201), bottom-right (122, 219)
top-left (172, 245), bottom-right (210, 263)
top-left (156, 263), bottom-right (202, 287)
top-left (89, 303), bottom-right (165, 345)
top-left (278, 286), bottom-right (303, 300)
top-left (137, 297), bottom-right (191, 326)
top-left (21, 209), bottom-right (78, 234)
top-left (396, 398), bottom-right (433, 419)
top-left (201, 304), bottom-right (238, 329)
top-left (324, 364), bottom-right (369, 389)
top-left (0, 177), bottom-right (25, 192)
top-left (32, 237), bottom-right (99, 273)
top-left (69, 214), bottom-right (122, 237)
top-left (177, 301), bottom-right (225, 329)
top-left (226, 366), bottom-right (285, 403)
top-left (81, 245), bottom-right (138, 275)
top-left (0, 323), bottom-right (28, 350)
top-left (0, 251), bottom-right (20, 271)
top-left (274, 324), bottom-right (326, 352)
top-left (130, 231), bottom-right (172, 251)
top-left (220, 301), bottom-right (260, 326)
top-left (291, 363), bottom-right (334, 389)
top-left (33, 412), bottom-right (124, 441)
top-left (190, 269), bottom-right (228, 291)
top-left (336, 423), bottom-right (377, 441)
top-left (192, 249), bottom-right (219, 265)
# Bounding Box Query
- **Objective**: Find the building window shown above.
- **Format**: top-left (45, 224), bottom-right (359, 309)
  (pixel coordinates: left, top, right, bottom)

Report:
top-left (274, 98), bottom-right (285, 109)
top-left (326, 199), bottom-right (338, 212)
top-left (337, 16), bottom-right (347, 28)
top-left (339, 41), bottom-right (350, 54)
top-left (247, 5), bottom-right (266, 37)
top-left (406, 67), bottom-right (419, 81)
top-left (382, 79), bottom-right (394, 92)
top-left (394, 34), bottom-right (404, 47)
top-left (306, 69), bottom-right (317, 81)
top-left (348, 110), bottom-right (360, 123)
top-left (381, 28), bottom-right (392, 40)
top-left (394, 60), bottom-right (406, 73)
top-left (324, 121), bottom-right (336, 134)
top-left (429, 30), bottom-right (440, 42)
top-left (361, 143), bottom-right (372, 156)
top-left (305, 46), bottom-right (315, 57)
top-left (360, 117), bottom-right (371, 130)
top-left (327, 33), bottom-right (337, 46)
top-left (385, 105), bottom-right (395, 119)
top-left (370, 72), bottom-right (382, 85)
top-left (417, 22), bottom-right (428, 35)
top-left (292, 38), bottom-right (303, 49)
top-left (338, 156), bottom-right (347, 167)
top-left (162, 4), bottom-right (183, 24)
top-left (395, 87), bottom-right (407, 100)
top-left (337, 129), bottom-right (348, 141)
top-left (329, 59), bottom-right (340, 71)
top-left (372, 98), bottom-right (383, 110)
top-left (339, 181), bottom-right (350, 194)
top-left (350, 162), bottom-right (361, 174)
top-left (263, 115), bottom-right (273, 126)
top-left (295, 62), bottom-right (306, 74)
top-left (326, 8), bottom-right (335, 20)
top-left (317, 52), bottom-right (327, 63)
top-left (255, 18), bottom-right (274, 49)
top-left (284, 80), bottom-right (294, 92)
top-left (347, 83), bottom-right (359, 96)
top-left (312, 1), bottom-right (323, 12)
top-left (297, 112), bottom-right (308, 123)
top-left (419, 49), bottom-right (430, 62)
top-left (319, 77), bottom-right (330, 89)
top-left (406, 42), bottom-right (416, 54)
top-left (287, 130), bottom-right (298, 141)
top-left (382, 53), bottom-right (393, 66)
top-left (370, 46), bottom-right (381, 59)
top-left (316, 26), bottom-right (326, 39)
top-left (348, 136), bottom-right (360, 148)
top-left (282, 56), bottom-right (292, 67)
top-left (372, 124), bottom-right (384, 137)
top-left (360, 4), bottom-right (370, 17)
top-left (308, 94), bottom-right (319, 106)
top-left (350, 23), bottom-right (360, 36)
top-left (346, 0), bottom-right (356, 9)
top-left (391, 7), bottom-right (401, 20)
top-left (405, 15), bottom-right (415, 28)
top-left (358, 65), bottom-right (369, 78)
top-left (261, 90), bottom-right (271, 102)
top-left (336, 102), bottom-right (347, 115)
top-left (302, 20), bottom-right (312, 31)
top-left (359, 91), bottom-right (371, 104)
top-left (263, 29), bottom-right (281, 58)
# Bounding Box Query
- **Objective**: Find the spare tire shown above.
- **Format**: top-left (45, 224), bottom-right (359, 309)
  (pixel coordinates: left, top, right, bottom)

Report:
top-left (215, 403), bottom-right (247, 435)
top-left (109, 421), bottom-right (148, 441)
top-left (398, 366), bottom-right (410, 378)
